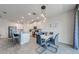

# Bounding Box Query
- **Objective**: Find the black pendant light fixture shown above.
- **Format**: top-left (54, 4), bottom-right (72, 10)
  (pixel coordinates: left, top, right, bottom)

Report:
top-left (41, 5), bottom-right (46, 10)
top-left (40, 5), bottom-right (47, 23)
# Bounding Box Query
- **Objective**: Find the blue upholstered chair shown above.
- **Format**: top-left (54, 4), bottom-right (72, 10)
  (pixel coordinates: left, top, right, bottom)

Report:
top-left (36, 34), bottom-right (45, 46)
top-left (49, 33), bottom-right (59, 45)
top-left (36, 33), bottom-right (47, 53)
top-left (12, 32), bottom-right (20, 44)
top-left (46, 33), bottom-right (59, 53)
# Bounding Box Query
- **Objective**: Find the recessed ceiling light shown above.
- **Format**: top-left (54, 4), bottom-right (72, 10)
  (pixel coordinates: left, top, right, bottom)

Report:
top-left (32, 12), bottom-right (36, 15)
top-left (3, 11), bottom-right (7, 14)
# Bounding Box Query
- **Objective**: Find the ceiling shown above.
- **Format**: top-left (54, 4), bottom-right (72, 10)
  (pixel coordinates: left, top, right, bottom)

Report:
top-left (0, 4), bottom-right (76, 23)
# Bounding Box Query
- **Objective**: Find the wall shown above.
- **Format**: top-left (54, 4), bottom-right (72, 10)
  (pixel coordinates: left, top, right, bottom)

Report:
top-left (57, 10), bottom-right (74, 45)
top-left (0, 19), bottom-right (10, 38)
top-left (0, 19), bottom-right (18, 38)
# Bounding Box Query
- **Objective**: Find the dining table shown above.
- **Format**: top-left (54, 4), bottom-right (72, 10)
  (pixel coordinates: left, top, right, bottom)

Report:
top-left (40, 34), bottom-right (53, 41)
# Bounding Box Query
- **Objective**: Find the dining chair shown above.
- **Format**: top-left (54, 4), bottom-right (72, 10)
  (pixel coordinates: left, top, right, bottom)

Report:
top-left (46, 33), bottom-right (59, 53)
top-left (12, 33), bottom-right (20, 44)
top-left (36, 32), bottom-right (59, 54)
top-left (49, 32), bottom-right (53, 35)
top-left (36, 34), bottom-right (47, 54)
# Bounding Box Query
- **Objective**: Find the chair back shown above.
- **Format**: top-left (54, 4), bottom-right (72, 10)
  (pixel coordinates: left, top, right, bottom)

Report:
top-left (54, 33), bottom-right (59, 45)
top-left (49, 33), bottom-right (59, 45)
top-left (36, 34), bottom-right (41, 45)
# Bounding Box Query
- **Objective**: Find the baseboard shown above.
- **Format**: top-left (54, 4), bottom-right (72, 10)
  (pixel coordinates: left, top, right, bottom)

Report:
top-left (59, 42), bottom-right (73, 47)
top-left (0, 37), bottom-right (9, 39)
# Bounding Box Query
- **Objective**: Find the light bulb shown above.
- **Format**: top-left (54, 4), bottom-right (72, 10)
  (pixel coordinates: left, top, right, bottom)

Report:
top-left (44, 17), bottom-right (46, 20)
top-left (36, 17), bottom-right (39, 19)
top-left (22, 16), bottom-right (24, 19)
top-left (28, 13), bottom-right (31, 16)
top-left (40, 13), bottom-right (45, 18)
top-left (32, 19), bottom-right (34, 21)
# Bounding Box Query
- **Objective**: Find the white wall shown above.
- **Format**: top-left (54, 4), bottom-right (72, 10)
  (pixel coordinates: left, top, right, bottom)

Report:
top-left (57, 10), bottom-right (74, 45)
top-left (0, 19), bottom-right (10, 38)
top-left (0, 19), bottom-right (18, 38)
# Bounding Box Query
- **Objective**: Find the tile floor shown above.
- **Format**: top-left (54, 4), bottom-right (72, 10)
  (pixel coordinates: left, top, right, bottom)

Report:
top-left (0, 38), bottom-right (79, 54)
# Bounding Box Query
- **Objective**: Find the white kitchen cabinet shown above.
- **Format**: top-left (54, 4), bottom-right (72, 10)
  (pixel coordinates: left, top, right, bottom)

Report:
top-left (20, 32), bottom-right (30, 45)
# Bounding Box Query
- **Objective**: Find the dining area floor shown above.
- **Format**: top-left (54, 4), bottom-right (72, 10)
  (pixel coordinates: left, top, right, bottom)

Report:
top-left (0, 38), bottom-right (79, 54)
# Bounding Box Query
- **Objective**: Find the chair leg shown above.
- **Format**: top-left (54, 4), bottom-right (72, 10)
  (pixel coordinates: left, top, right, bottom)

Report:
top-left (39, 48), bottom-right (46, 54)
top-left (47, 44), bottom-right (58, 53)
top-left (36, 46), bottom-right (46, 54)
top-left (47, 47), bottom-right (57, 53)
